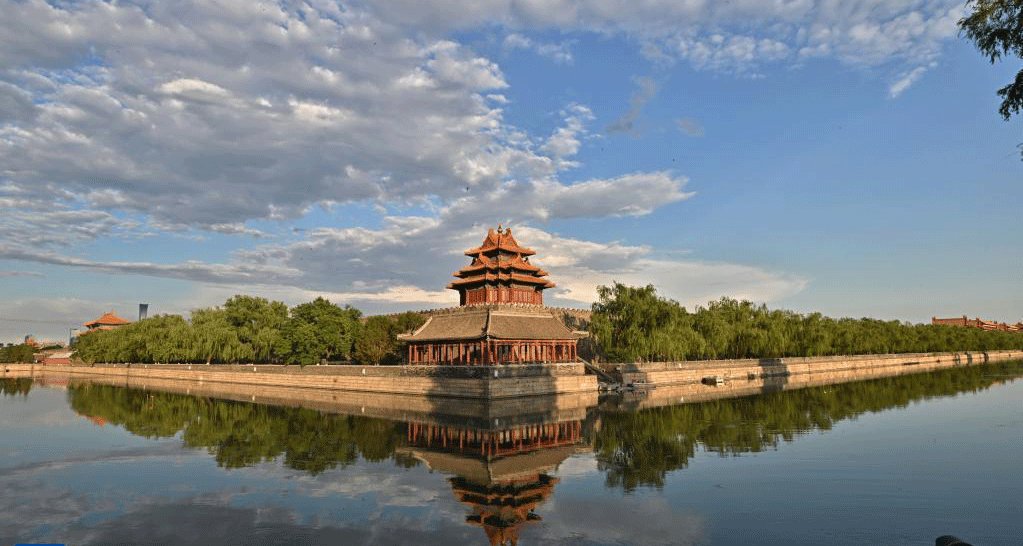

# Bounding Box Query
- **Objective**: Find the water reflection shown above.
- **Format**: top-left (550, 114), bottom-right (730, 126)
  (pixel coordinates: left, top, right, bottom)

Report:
top-left (0, 377), bottom-right (32, 397)
top-left (399, 421), bottom-right (587, 546)
top-left (43, 359), bottom-right (1022, 490)
top-left (2, 359), bottom-right (1022, 545)
top-left (595, 359), bottom-right (1023, 490)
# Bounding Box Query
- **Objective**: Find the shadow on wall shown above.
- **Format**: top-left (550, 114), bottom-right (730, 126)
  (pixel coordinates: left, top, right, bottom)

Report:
top-left (757, 358), bottom-right (790, 394)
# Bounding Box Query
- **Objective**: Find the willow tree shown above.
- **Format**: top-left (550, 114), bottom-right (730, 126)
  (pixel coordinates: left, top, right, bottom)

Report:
top-left (590, 283), bottom-right (699, 362)
top-left (960, 0), bottom-right (1023, 155)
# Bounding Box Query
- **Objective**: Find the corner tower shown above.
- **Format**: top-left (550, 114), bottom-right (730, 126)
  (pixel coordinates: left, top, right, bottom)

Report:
top-left (399, 226), bottom-right (582, 366)
top-left (448, 227), bottom-right (555, 306)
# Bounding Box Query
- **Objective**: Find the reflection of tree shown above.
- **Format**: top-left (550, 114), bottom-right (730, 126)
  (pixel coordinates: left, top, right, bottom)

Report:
top-left (594, 359), bottom-right (1023, 491)
top-left (66, 384), bottom-right (411, 474)
top-left (0, 378), bottom-right (33, 397)
top-left (63, 358), bottom-right (1023, 492)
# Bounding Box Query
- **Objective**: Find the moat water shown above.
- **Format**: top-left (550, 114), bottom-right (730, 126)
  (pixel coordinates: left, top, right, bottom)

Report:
top-left (2, 360), bottom-right (1022, 546)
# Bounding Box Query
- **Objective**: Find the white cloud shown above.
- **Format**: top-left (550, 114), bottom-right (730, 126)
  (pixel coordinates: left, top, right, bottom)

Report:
top-left (503, 33), bottom-right (574, 63)
top-left (889, 64), bottom-right (931, 98)
top-left (0, 0), bottom-right (826, 320)
top-left (0, 0), bottom-right (563, 229)
top-left (539, 104), bottom-right (593, 168)
top-left (364, 0), bottom-right (965, 81)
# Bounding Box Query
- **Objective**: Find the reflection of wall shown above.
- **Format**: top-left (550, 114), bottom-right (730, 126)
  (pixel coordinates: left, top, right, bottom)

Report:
top-left (1, 364), bottom-right (598, 427)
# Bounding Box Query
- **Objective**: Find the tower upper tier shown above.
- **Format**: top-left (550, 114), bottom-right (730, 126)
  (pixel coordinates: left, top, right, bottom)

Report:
top-left (448, 227), bottom-right (555, 306)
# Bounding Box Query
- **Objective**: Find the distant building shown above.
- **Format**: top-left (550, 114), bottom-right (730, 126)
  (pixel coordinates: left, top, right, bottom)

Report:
top-left (35, 349), bottom-right (74, 365)
top-left (932, 316), bottom-right (1023, 333)
top-left (82, 311), bottom-right (132, 334)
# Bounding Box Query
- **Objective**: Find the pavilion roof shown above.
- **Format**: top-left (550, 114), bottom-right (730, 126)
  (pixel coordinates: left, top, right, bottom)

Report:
top-left (399, 306), bottom-right (581, 342)
top-left (84, 311), bottom-right (131, 327)
top-left (464, 227), bottom-right (535, 257)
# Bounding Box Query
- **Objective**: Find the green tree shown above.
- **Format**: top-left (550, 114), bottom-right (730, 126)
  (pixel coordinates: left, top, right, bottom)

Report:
top-left (354, 312), bottom-right (427, 365)
top-left (960, 0), bottom-right (1023, 155)
top-left (591, 283), bottom-right (701, 362)
top-left (289, 297), bottom-right (362, 363)
top-left (223, 295), bottom-right (288, 362)
top-left (0, 343), bottom-right (37, 363)
top-left (354, 316), bottom-right (398, 365)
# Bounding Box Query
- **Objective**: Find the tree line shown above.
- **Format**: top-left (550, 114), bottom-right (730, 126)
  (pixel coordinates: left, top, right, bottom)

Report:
top-left (65, 283), bottom-right (1023, 365)
top-left (0, 343), bottom-right (37, 363)
top-left (589, 283), bottom-right (1023, 363)
top-left (73, 295), bottom-right (425, 366)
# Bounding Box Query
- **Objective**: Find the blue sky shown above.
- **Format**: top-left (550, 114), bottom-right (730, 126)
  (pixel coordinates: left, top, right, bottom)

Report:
top-left (1, 0), bottom-right (1020, 343)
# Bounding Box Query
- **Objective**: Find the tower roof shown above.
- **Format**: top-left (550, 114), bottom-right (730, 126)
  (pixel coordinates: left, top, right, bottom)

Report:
top-left (464, 227), bottom-right (535, 257)
top-left (448, 227), bottom-right (556, 301)
top-left (398, 305), bottom-right (582, 342)
top-left (84, 311), bottom-right (131, 327)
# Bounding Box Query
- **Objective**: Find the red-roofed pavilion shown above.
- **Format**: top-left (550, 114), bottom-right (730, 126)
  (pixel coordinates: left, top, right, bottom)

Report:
top-left (83, 311), bottom-right (131, 333)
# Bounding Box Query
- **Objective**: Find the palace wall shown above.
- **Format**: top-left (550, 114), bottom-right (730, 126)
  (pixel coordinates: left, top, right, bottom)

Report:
top-left (1, 361), bottom-right (596, 399)
top-left (6, 350), bottom-right (1019, 401)
top-left (611, 349), bottom-right (1023, 388)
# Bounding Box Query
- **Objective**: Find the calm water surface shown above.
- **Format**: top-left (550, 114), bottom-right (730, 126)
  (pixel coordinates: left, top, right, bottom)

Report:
top-left (2, 361), bottom-right (1022, 546)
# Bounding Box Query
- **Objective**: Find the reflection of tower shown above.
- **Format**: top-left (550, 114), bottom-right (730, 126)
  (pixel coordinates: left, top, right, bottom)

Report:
top-left (399, 420), bottom-right (586, 546)
top-left (452, 473), bottom-right (557, 546)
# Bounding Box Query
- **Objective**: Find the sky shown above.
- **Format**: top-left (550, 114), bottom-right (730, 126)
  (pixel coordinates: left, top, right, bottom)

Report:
top-left (1, 0), bottom-right (1021, 343)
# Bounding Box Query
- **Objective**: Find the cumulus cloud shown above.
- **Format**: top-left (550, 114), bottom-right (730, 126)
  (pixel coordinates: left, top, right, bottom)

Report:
top-left (0, 245), bottom-right (302, 286)
top-left (0, 0), bottom-right (830, 320)
top-left (0, 0), bottom-right (567, 230)
top-left (364, 0), bottom-right (964, 85)
top-left (0, 0), bottom-right (967, 243)
top-left (539, 104), bottom-right (593, 168)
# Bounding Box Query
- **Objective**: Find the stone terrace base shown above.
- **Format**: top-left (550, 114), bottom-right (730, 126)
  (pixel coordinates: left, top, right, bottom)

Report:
top-left (1, 362), bottom-right (596, 400)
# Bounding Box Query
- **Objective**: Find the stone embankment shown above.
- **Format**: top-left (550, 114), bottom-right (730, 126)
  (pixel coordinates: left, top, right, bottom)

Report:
top-left (611, 350), bottom-right (1023, 389)
top-left (3, 350), bottom-right (1020, 401)
top-left (0, 362), bottom-right (596, 399)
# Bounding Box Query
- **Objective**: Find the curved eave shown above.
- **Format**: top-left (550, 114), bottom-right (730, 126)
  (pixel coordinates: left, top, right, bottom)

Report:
top-left (453, 263), bottom-right (543, 277)
top-left (464, 246), bottom-right (536, 257)
top-left (447, 275), bottom-right (555, 288)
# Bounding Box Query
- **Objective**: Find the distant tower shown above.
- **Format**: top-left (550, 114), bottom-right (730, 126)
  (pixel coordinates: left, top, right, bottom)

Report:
top-left (139, 303), bottom-right (149, 321)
